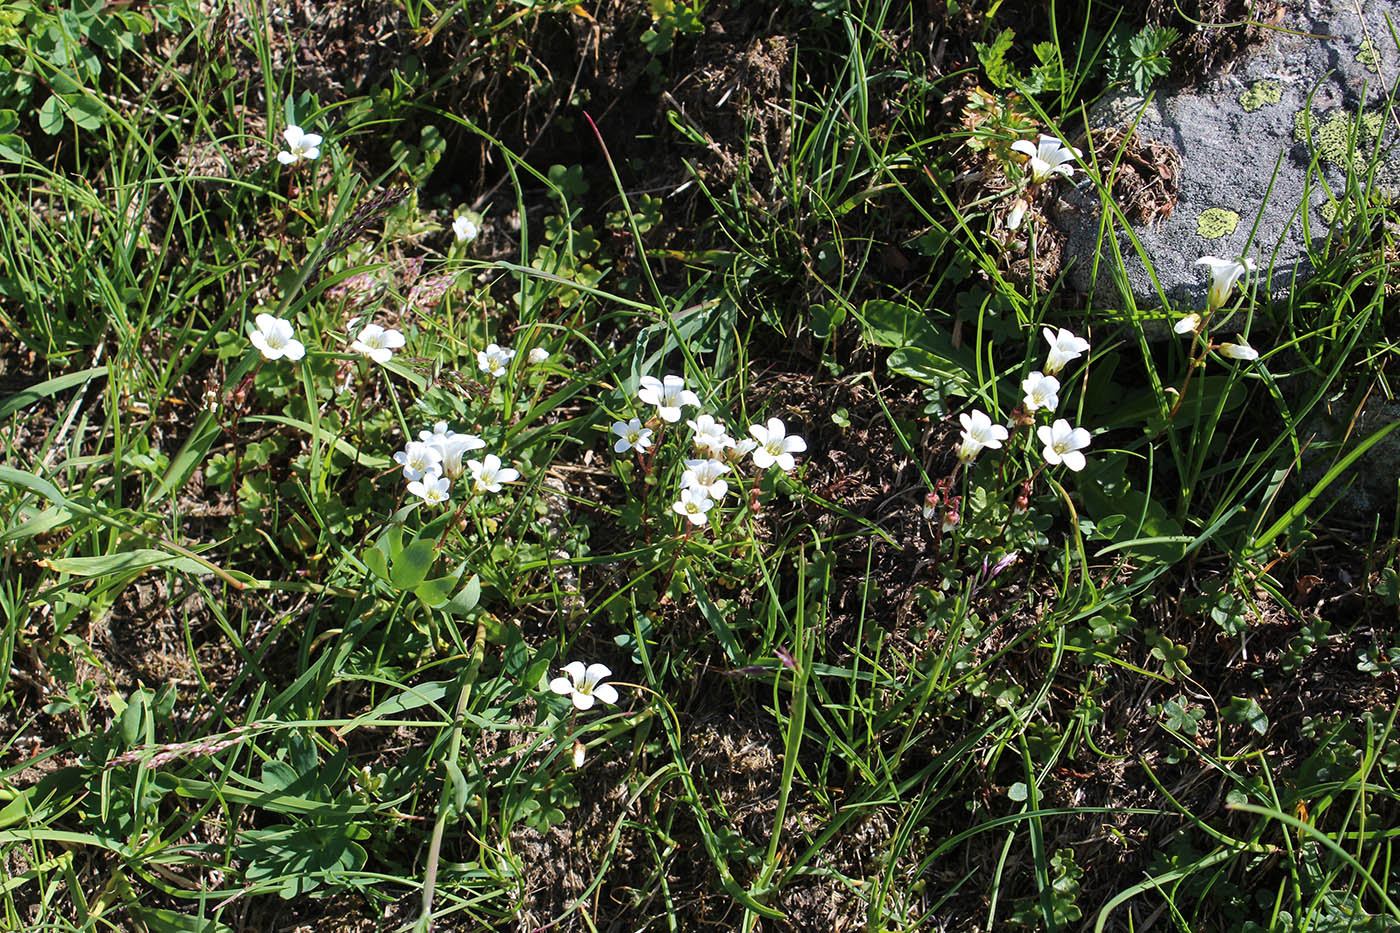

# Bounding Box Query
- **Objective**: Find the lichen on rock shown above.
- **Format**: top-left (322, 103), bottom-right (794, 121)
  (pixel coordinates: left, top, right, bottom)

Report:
top-left (1357, 38), bottom-right (1379, 74)
top-left (1196, 208), bottom-right (1240, 239)
top-left (1239, 80), bottom-right (1281, 112)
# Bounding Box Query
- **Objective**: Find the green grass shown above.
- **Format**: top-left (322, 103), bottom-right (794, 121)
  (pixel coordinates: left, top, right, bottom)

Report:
top-left (1, 0), bottom-right (1398, 930)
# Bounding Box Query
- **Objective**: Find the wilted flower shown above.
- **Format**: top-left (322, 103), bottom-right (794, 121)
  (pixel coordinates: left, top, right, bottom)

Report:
top-left (672, 487), bottom-right (715, 526)
top-left (1011, 134), bottom-right (1081, 185)
top-left (1042, 326), bottom-right (1090, 375)
top-left (748, 418), bottom-right (807, 471)
top-left (681, 458), bottom-right (730, 500)
top-left (350, 323), bottom-right (405, 364)
top-left (453, 215), bottom-right (478, 243)
top-left (407, 472), bottom-right (451, 505)
top-left (638, 374), bottom-right (700, 423)
top-left (1007, 196), bottom-right (1029, 231)
top-left (956, 409), bottom-right (1008, 463)
top-left (528, 347), bottom-right (550, 365)
top-left (730, 437), bottom-right (759, 462)
top-left (248, 313), bottom-right (306, 361)
top-left (1021, 371), bottom-right (1060, 412)
top-left (921, 491), bottom-right (939, 521)
top-left (1197, 256), bottom-right (1256, 312)
top-left (394, 441), bottom-right (443, 481)
top-left (467, 454), bottom-right (519, 494)
top-left (1037, 419), bottom-right (1092, 472)
top-left (611, 418), bottom-right (653, 454)
top-left (687, 414), bottom-right (732, 456)
top-left (1218, 340), bottom-right (1260, 361)
top-left (276, 124), bottom-right (322, 165)
top-left (549, 662), bottom-right (619, 711)
top-left (477, 343), bottom-right (516, 378)
top-left (1174, 312), bottom-right (1202, 335)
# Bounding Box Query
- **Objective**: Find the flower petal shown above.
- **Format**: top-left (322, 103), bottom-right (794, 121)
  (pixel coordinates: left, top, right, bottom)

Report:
top-left (549, 677), bottom-right (574, 696)
top-left (592, 683), bottom-right (619, 705)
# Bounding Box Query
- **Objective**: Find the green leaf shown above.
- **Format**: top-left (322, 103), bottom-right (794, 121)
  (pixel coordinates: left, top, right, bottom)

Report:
top-left (444, 759), bottom-right (470, 813)
top-left (1224, 696), bottom-right (1268, 735)
top-left (390, 538), bottom-right (437, 590)
top-left (689, 569), bottom-right (743, 664)
top-left (974, 27), bottom-right (1016, 88)
top-left (361, 546), bottom-right (389, 582)
top-left (445, 575), bottom-right (481, 616)
top-left (414, 574), bottom-right (458, 610)
top-left (37, 549), bottom-right (211, 578)
top-left (126, 908), bottom-right (232, 933)
top-left (149, 411), bottom-right (220, 505)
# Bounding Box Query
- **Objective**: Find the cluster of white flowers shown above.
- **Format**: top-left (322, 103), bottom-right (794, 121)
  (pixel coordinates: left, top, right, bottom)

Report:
top-left (393, 420), bottom-right (519, 506)
top-left (475, 341), bottom-right (549, 378)
top-left (954, 326), bottom-right (1093, 474)
top-left (610, 373), bottom-right (807, 528)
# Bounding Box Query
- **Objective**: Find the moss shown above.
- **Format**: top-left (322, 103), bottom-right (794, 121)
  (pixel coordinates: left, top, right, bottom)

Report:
top-left (1357, 38), bottom-right (1379, 74)
top-left (1239, 80), bottom-right (1281, 112)
top-left (1196, 208), bottom-right (1240, 239)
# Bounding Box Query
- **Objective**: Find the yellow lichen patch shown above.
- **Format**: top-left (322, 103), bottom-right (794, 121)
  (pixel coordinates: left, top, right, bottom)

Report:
top-left (1357, 38), bottom-right (1379, 74)
top-left (1239, 80), bottom-right (1281, 112)
top-left (1197, 208), bottom-right (1240, 239)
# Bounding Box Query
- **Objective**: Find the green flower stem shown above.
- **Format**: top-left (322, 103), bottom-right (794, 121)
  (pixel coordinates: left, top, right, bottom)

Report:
top-left (417, 613), bottom-right (490, 931)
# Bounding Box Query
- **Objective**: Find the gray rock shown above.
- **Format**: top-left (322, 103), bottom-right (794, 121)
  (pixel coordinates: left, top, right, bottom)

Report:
top-left (1056, 0), bottom-right (1400, 317)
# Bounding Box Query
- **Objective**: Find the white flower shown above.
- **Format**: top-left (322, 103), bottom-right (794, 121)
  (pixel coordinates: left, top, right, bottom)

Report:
top-left (1218, 340), bottom-right (1260, 361)
top-left (672, 487), bottom-right (715, 526)
top-left (528, 347), bottom-right (550, 365)
top-left (748, 417), bottom-right (807, 471)
top-left (1011, 134), bottom-right (1081, 184)
top-left (467, 454), bottom-right (519, 494)
top-left (956, 409), bottom-right (1009, 463)
top-left (1037, 419), bottom-right (1092, 472)
top-left (611, 418), bottom-right (654, 454)
top-left (1021, 371), bottom-right (1060, 412)
top-left (638, 374), bottom-right (700, 423)
top-left (407, 472), bottom-right (451, 505)
top-left (434, 432), bottom-right (486, 479)
top-left (248, 313), bottom-right (305, 361)
top-left (549, 661), bottom-right (619, 711)
top-left (1197, 256), bottom-right (1256, 311)
top-left (477, 343), bottom-right (516, 378)
top-left (681, 458), bottom-right (730, 499)
top-left (452, 215), bottom-right (478, 243)
top-left (393, 441), bottom-right (443, 481)
top-left (687, 414), bottom-right (733, 456)
top-left (350, 323), bottom-right (406, 364)
top-left (730, 437), bottom-right (758, 461)
top-left (1042, 326), bottom-right (1090, 375)
top-left (276, 124), bottom-right (322, 165)
top-left (1174, 312), bottom-right (1202, 335)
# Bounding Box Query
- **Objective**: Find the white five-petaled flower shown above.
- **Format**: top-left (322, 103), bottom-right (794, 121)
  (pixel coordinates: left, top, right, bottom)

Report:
top-left (748, 417), bottom-right (807, 472)
top-left (549, 661), bottom-right (619, 711)
top-left (394, 441), bottom-right (443, 481)
top-left (1174, 312), bottom-right (1202, 335)
top-left (1037, 419), bottom-right (1092, 472)
top-left (687, 414), bottom-right (733, 456)
top-left (477, 343), bottom-right (516, 378)
top-left (1021, 371), bottom-right (1060, 412)
top-left (467, 454), bottom-right (519, 494)
top-left (672, 487), bottom-right (715, 526)
top-left (528, 347), bottom-right (550, 365)
top-left (611, 418), bottom-right (654, 454)
top-left (681, 458), bottom-right (730, 500)
top-left (1042, 326), bottom-right (1090, 375)
top-left (1197, 256), bottom-right (1257, 312)
top-left (452, 215), bottom-right (478, 243)
top-left (638, 374), bottom-right (700, 423)
top-left (956, 409), bottom-right (1009, 463)
top-left (1011, 134), bottom-right (1082, 185)
top-left (435, 432), bottom-right (486, 479)
top-left (407, 472), bottom-right (451, 505)
top-left (350, 323), bottom-right (405, 364)
top-left (248, 313), bottom-right (306, 361)
top-left (1218, 340), bottom-right (1260, 361)
top-left (276, 125), bottom-right (322, 165)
